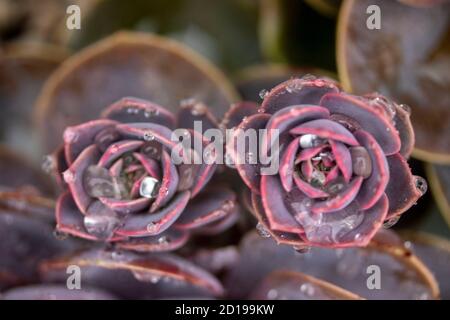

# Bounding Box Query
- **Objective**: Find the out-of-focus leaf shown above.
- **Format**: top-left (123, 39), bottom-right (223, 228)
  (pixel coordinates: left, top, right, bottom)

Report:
top-left (426, 164), bottom-right (450, 228)
top-left (35, 32), bottom-right (239, 153)
top-left (260, 0), bottom-right (337, 70)
top-left (0, 44), bottom-right (67, 161)
top-left (0, 209), bottom-right (78, 290)
top-left (225, 230), bottom-right (439, 299)
top-left (250, 270), bottom-right (363, 300)
top-left (1, 284), bottom-right (116, 300)
top-left (304, 0), bottom-right (342, 17)
top-left (40, 248), bottom-right (224, 299)
top-left (0, 145), bottom-right (55, 196)
top-left (337, 0), bottom-right (450, 163)
top-left (68, 0), bottom-right (261, 72)
top-left (400, 231), bottom-right (450, 299)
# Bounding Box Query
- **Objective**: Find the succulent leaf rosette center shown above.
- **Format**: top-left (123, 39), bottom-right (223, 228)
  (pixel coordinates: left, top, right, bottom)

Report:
top-left (227, 77), bottom-right (426, 248)
top-left (53, 97), bottom-right (238, 252)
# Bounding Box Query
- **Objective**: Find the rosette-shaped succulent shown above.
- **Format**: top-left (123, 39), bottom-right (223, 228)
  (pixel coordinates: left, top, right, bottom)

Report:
top-left (226, 76), bottom-right (427, 249)
top-left (52, 97), bottom-right (238, 252)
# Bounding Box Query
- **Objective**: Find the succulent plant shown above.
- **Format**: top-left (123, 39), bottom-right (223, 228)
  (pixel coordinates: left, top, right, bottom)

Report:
top-left (0, 0), bottom-right (449, 300)
top-left (51, 97), bottom-right (238, 252)
top-left (226, 76), bottom-right (427, 249)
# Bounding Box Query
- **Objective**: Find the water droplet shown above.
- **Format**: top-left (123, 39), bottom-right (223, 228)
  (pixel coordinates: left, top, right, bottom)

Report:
top-left (383, 216), bottom-right (400, 229)
top-left (63, 127), bottom-right (78, 143)
top-left (404, 241), bottom-right (413, 250)
top-left (336, 249), bottom-right (363, 279)
top-left (42, 155), bottom-right (55, 174)
top-left (143, 131), bottom-right (155, 141)
top-left (110, 145), bottom-right (119, 153)
top-left (53, 229), bottom-right (68, 240)
top-left (147, 222), bottom-right (157, 233)
top-left (299, 134), bottom-right (324, 148)
top-left (191, 102), bottom-right (207, 116)
top-left (294, 245), bottom-right (311, 254)
top-left (368, 93), bottom-right (396, 119)
top-left (180, 98), bottom-right (196, 108)
top-left (256, 222), bottom-right (271, 238)
top-left (222, 200), bottom-right (235, 212)
top-left (139, 177), bottom-right (160, 199)
top-left (350, 146), bottom-right (372, 178)
top-left (158, 236), bottom-right (170, 245)
top-left (267, 289), bottom-right (278, 299)
top-left (132, 271), bottom-right (161, 284)
top-left (301, 74), bottom-right (316, 81)
top-left (399, 104), bottom-right (411, 115)
top-left (259, 89), bottom-right (268, 99)
top-left (414, 176), bottom-right (427, 195)
top-left (84, 202), bottom-right (120, 240)
top-left (62, 170), bottom-right (76, 183)
top-left (300, 283), bottom-right (315, 296)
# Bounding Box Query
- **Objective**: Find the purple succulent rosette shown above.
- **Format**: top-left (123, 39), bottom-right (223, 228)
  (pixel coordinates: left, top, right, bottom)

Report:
top-left (52, 97), bottom-right (238, 252)
top-left (226, 77), bottom-right (426, 249)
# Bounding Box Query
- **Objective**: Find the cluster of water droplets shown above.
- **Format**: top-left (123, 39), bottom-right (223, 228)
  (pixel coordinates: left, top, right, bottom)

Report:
top-left (299, 134), bottom-right (325, 149)
top-left (265, 282), bottom-right (317, 300)
top-left (256, 222), bottom-right (271, 238)
top-left (292, 199), bottom-right (364, 245)
top-left (132, 270), bottom-right (163, 284)
top-left (157, 235), bottom-right (171, 246)
top-left (143, 131), bottom-right (155, 141)
top-left (63, 127), bottom-right (79, 144)
top-left (126, 107), bottom-right (159, 119)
